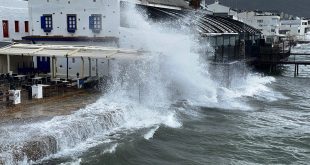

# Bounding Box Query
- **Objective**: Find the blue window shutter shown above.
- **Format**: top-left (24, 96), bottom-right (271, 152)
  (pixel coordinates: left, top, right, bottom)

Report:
top-left (67, 15), bottom-right (70, 30)
top-left (41, 16), bottom-right (46, 29)
top-left (89, 16), bottom-right (94, 29)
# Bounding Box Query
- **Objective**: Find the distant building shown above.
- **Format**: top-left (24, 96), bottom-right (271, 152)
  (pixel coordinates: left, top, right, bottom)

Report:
top-left (206, 1), bottom-right (282, 43)
top-left (0, 0), bottom-right (29, 42)
top-left (206, 0), bottom-right (238, 20)
top-left (237, 11), bottom-right (281, 43)
top-left (24, 0), bottom-right (120, 46)
top-left (280, 19), bottom-right (310, 40)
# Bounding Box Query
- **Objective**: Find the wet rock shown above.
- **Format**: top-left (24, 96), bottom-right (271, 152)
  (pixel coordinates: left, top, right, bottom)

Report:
top-left (13, 136), bottom-right (57, 162)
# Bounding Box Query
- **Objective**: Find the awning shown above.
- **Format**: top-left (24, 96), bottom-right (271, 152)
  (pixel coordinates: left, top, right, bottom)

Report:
top-left (0, 43), bottom-right (143, 59)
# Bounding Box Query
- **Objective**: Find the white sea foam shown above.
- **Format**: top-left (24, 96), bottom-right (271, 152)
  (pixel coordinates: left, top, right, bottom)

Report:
top-left (144, 126), bottom-right (160, 140)
top-left (0, 2), bottom-right (286, 164)
top-left (59, 158), bottom-right (82, 165)
top-left (102, 144), bottom-right (118, 154)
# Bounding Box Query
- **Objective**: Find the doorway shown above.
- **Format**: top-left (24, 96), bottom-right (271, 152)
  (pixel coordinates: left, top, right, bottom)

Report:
top-left (2, 20), bottom-right (9, 38)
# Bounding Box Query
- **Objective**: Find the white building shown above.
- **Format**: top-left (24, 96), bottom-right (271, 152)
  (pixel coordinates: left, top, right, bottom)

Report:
top-left (0, 0), bottom-right (29, 42)
top-left (206, 0), bottom-right (238, 20)
top-left (26, 0), bottom-right (120, 46)
top-left (237, 11), bottom-right (281, 42)
top-left (280, 19), bottom-right (310, 40)
top-left (207, 1), bottom-right (281, 43)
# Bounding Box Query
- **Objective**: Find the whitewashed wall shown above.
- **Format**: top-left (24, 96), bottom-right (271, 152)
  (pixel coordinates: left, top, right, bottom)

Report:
top-left (280, 20), bottom-right (309, 36)
top-left (0, 0), bottom-right (29, 41)
top-left (28, 0), bottom-right (120, 38)
top-left (238, 12), bottom-right (280, 38)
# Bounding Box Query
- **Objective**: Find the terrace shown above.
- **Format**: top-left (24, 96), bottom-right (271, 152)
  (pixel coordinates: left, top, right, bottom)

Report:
top-left (0, 43), bottom-right (142, 106)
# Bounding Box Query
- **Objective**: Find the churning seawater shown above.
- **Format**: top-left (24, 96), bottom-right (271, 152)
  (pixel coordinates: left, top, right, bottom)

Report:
top-left (1, 5), bottom-right (310, 165)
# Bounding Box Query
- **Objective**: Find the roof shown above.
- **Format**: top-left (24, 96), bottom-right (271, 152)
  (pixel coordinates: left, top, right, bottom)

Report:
top-left (146, 0), bottom-right (189, 9)
top-left (140, 5), bottom-right (261, 35)
top-left (0, 44), bottom-right (143, 60)
top-left (133, 0), bottom-right (190, 9)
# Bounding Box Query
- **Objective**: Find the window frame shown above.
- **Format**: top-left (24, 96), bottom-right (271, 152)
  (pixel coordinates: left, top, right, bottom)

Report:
top-left (24, 21), bottom-right (29, 33)
top-left (67, 14), bottom-right (77, 33)
top-left (257, 19), bottom-right (263, 23)
top-left (41, 14), bottom-right (53, 32)
top-left (15, 21), bottom-right (19, 33)
top-left (89, 14), bottom-right (102, 33)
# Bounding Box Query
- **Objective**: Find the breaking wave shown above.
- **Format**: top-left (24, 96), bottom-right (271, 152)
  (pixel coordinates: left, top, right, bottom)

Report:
top-left (0, 3), bottom-right (284, 165)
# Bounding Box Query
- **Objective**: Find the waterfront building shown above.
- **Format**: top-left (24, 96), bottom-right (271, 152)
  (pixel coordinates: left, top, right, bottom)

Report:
top-left (15, 0), bottom-right (123, 78)
top-left (0, 0), bottom-right (29, 42)
top-left (280, 19), bottom-right (310, 41)
top-left (207, 1), bottom-right (281, 43)
top-left (237, 11), bottom-right (281, 43)
top-left (24, 0), bottom-right (120, 46)
top-left (206, 0), bottom-right (239, 20)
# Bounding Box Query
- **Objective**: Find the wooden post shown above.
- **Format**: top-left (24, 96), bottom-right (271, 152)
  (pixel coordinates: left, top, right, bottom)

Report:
top-left (6, 54), bottom-right (10, 74)
top-left (81, 57), bottom-right (84, 78)
top-left (297, 64), bottom-right (299, 76)
top-left (88, 57), bottom-right (91, 77)
top-left (96, 59), bottom-right (98, 77)
top-left (294, 64), bottom-right (297, 77)
top-left (66, 55), bottom-right (69, 80)
top-left (51, 56), bottom-right (56, 79)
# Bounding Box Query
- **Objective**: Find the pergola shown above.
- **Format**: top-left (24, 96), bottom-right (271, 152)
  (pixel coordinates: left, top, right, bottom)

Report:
top-left (0, 44), bottom-right (142, 79)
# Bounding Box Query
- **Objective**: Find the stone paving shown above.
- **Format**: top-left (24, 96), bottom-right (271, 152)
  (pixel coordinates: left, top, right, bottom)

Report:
top-left (0, 89), bottom-right (101, 125)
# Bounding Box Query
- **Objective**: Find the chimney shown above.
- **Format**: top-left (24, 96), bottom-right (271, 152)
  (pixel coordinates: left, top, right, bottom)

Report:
top-left (189, 0), bottom-right (201, 9)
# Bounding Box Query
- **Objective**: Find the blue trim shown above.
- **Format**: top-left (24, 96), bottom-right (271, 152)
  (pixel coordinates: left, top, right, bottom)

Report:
top-left (67, 15), bottom-right (77, 33)
top-left (40, 16), bottom-right (46, 29)
top-left (89, 14), bottom-right (102, 33)
top-left (89, 16), bottom-right (94, 30)
top-left (41, 15), bottom-right (53, 32)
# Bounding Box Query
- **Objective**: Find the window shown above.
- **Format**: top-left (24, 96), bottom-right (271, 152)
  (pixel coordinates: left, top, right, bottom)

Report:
top-left (2, 20), bottom-right (9, 38)
top-left (24, 21), bottom-right (29, 32)
top-left (302, 22), bottom-right (308, 25)
top-left (67, 14), bottom-right (77, 33)
top-left (41, 14), bottom-right (53, 32)
top-left (15, 21), bottom-right (19, 32)
top-left (271, 29), bottom-right (275, 32)
top-left (257, 20), bottom-right (263, 23)
top-left (89, 14), bottom-right (102, 33)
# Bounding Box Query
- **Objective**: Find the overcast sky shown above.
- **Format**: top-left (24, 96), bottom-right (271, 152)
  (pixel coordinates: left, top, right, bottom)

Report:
top-left (205, 0), bottom-right (310, 18)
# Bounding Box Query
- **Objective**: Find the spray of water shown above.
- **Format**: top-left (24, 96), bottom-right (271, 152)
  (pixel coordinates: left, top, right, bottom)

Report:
top-left (0, 3), bottom-right (284, 165)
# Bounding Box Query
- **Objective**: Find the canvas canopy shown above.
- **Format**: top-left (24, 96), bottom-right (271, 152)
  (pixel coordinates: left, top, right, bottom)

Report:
top-left (0, 44), bottom-right (142, 59)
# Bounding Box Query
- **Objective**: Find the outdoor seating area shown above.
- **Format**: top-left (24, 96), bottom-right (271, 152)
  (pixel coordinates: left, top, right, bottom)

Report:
top-left (0, 43), bottom-right (141, 106)
top-left (0, 71), bottom-right (102, 107)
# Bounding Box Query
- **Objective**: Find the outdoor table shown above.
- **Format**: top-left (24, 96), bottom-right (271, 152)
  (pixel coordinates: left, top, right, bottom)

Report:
top-left (14, 75), bottom-right (26, 79)
top-left (41, 75), bottom-right (51, 84)
top-left (32, 77), bottom-right (43, 84)
top-left (14, 75), bottom-right (27, 86)
top-left (51, 79), bottom-right (61, 85)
